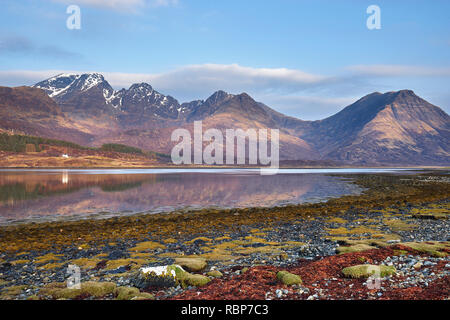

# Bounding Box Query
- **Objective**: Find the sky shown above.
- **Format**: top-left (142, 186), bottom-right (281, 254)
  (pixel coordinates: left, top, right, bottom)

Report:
top-left (0, 0), bottom-right (449, 120)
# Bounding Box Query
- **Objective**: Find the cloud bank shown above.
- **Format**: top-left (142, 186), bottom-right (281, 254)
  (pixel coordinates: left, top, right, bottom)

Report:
top-left (105, 64), bottom-right (333, 97)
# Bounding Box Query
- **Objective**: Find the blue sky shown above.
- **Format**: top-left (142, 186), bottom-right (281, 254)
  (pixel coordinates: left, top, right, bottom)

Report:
top-left (1, 0), bottom-right (449, 119)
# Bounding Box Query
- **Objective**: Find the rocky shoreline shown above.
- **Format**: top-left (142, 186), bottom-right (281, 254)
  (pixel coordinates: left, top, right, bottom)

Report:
top-left (0, 173), bottom-right (448, 300)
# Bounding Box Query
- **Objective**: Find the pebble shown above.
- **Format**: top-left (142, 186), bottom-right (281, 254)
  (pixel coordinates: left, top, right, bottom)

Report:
top-left (275, 289), bottom-right (283, 298)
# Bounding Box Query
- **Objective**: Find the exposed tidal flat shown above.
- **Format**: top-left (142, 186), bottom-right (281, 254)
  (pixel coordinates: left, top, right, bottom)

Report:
top-left (0, 171), bottom-right (449, 300)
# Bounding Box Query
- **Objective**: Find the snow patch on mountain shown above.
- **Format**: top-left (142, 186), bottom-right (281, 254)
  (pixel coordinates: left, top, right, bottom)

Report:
top-left (34, 73), bottom-right (79, 97)
top-left (79, 73), bottom-right (105, 92)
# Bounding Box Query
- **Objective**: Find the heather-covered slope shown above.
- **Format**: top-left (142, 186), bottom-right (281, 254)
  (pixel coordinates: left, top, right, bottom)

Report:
top-left (0, 86), bottom-right (93, 145)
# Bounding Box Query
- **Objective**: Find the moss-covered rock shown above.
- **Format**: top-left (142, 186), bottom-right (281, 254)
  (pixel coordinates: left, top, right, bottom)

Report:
top-left (207, 270), bottom-right (223, 278)
top-left (114, 286), bottom-right (154, 300)
top-left (115, 286), bottom-right (140, 300)
top-left (131, 293), bottom-right (155, 300)
top-left (397, 241), bottom-right (449, 257)
top-left (276, 271), bottom-right (302, 286)
top-left (129, 241), bottom-right (166, 252)
top-left (174, 257), bottom-right (207, 272)
top-left (180, 273), bottom-right (211, 287)
top-left (342, 265), bottom-right (396, 279)
top-left (41, 281), bottom-right (117, 299)
top-left (81, 281), bottom-right (117, 297)
top-left (336, 244), bottom-right (377, 254)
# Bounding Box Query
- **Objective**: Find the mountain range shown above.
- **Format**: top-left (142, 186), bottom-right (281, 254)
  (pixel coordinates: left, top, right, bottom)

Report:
top-left (0, 72), bottom-right (449, 165)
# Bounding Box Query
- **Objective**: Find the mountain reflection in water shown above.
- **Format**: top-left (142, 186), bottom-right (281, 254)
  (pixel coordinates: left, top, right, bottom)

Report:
top-left (0, 169), bottom-right (362, 224)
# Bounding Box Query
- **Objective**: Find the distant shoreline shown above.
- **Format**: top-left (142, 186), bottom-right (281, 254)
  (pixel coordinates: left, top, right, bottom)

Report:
top-left (0, 165), bottom-right (448, 170)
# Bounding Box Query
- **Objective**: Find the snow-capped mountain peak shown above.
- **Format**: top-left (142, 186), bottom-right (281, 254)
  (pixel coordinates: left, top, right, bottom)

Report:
top-left (34, 73), bottom-right (112, 99)
top-left (77, 73), bottom-right (106, 92)
top-left (34, 73), bottom-right (182, 120)
top-left (34, 73), bottom-right (79, 97)
top-left (129, 82), bottom-right (153, 92)
top-left (126, 83), bottom-right (156, 101)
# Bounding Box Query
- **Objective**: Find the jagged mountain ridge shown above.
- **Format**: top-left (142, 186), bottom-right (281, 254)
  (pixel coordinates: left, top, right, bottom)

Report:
top-left (34, 74), bottom-right (297, 127)
top-left (1, 73), bottom-right (448, 165)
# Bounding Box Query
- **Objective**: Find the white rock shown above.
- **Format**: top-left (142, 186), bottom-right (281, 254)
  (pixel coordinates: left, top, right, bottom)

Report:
top-left (140, 265), bottom-right (184, 278)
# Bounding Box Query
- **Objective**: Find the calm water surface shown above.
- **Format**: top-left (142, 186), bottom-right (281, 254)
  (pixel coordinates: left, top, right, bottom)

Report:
top-left (0, 168), bottom-right (416, 225)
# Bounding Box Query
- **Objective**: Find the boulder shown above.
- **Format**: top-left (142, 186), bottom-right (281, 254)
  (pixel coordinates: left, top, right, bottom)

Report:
top-left (41, 281), bottom-right (117, 299)
top-left (207, 270), bottom-right (223, 278)
top-left (342, 264), bottom-right (396, 279)
top-left (276, 271), bottom-right (302, 286)
top-left (115, 286), bottom-right (154, 300)
top-left (336, 244), bottom-right (376, 254)
top-left (134, 265), bottom-right (185, 289)
top-left (135, 264), bottom-right (211, 288)
top-left (174, 257), bottom-right (207, 272)
top-left (181, 273), bottom-right (211, 287)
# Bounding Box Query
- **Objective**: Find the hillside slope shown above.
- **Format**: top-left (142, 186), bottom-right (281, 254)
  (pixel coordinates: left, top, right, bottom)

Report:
top-left (0, 73), bottom-right (448, 165)
top-left (302, 90), bottom-right (450, 164)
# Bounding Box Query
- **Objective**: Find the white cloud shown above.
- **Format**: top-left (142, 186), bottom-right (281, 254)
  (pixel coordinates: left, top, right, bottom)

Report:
top-left (0, 64), bottom-right (328, 93)
top-left (348, 64), bottom-right (450, 77)
top-left (104, 63), bottom-right (332, 99)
